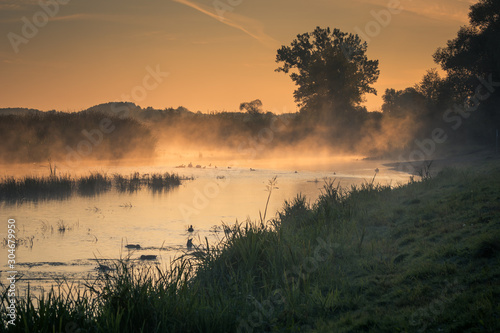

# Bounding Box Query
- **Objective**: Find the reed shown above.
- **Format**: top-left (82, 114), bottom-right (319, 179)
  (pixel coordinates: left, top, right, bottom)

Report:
top-left (77, 172), bottom-right (112, 196)
top-left (0, 175), bottom-right (73, 202)
top-left (0, 171), bottom-right (183, 203)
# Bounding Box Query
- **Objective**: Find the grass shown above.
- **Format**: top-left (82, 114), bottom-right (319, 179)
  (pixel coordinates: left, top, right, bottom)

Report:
top-left (1, 163), bottom-right (499, 332)
top-left (0, 175), bottom-right (73, 202)
top-left (0, 172), bottom-right (184, 203)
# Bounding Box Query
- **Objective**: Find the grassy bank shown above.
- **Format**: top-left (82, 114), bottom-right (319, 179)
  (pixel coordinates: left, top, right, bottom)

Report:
top-left (1, 164), bottom-right (499, 332)
top-left (0, 172), bottom-right (185, 203)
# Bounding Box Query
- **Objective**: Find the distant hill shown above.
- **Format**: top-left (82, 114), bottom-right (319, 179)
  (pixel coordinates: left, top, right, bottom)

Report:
top-left (0, 103), bottom-right (297, 121)
top-left (0, 107), bottom-right (44, 116)
top-left (83, 102), bottom-right (195, 121)
top-left (0, 103), bottom-right (197, 121)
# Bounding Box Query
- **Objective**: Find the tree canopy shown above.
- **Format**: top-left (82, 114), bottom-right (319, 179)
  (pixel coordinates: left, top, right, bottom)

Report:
top-left (239, 99), bottom-right (263, 115)
top-left (433, 0), bottom-right (500, 128)
top-left (434, 0), bottom-right (500, 83)
top-left (275, 27), bottom-right (379, 119)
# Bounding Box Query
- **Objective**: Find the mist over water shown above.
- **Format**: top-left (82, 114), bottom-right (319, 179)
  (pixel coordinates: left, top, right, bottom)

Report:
top-left (0, 103), bottom-right (421, 301)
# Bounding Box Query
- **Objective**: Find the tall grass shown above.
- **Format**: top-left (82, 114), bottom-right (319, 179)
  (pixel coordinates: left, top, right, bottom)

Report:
top-left (77, 173), bottom-right (112, 196)
top-left (147, 172), bottom-right (181, 192)
top-left (0, 172), bottom-right (184, 203)
top-left (0, 175), bottom-right (73, 202)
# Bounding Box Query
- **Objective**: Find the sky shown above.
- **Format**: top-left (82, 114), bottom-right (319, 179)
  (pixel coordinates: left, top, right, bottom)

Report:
top-left (0, 0), bottom-right (474, 113)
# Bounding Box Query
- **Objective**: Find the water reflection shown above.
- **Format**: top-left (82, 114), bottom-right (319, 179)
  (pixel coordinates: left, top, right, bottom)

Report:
top-left (0, 161), bottom-right (411, 297)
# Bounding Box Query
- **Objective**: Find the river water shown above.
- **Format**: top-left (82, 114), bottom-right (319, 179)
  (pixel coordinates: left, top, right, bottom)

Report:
top-left (0, 157), bottom-right (411, 295)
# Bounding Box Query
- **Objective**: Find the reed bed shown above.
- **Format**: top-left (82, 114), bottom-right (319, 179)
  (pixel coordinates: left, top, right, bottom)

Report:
top-left (0, 175), bottom-right (73, 202)
top-left (0, 172), bottom-right (184, 203)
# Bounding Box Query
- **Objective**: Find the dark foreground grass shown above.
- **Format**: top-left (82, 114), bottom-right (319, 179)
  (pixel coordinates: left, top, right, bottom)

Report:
top-left (1, 164), bottom-right (499, 332)
top-left (0, 172), bottom-right (183, 203)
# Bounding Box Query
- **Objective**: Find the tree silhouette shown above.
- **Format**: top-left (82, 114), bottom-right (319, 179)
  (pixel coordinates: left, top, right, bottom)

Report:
top-left (382, 87), bottom-right (426, 118)
top-left (414, 69), bottom-right (444, 103)
top-left (433, 0), bottom-right (500, 128)
top-left (434, 0), bottom-right (500, 87)
top-left (239, 99), bottom-right (263, 115)
top-left (275, 27), bottom-right (379, 120)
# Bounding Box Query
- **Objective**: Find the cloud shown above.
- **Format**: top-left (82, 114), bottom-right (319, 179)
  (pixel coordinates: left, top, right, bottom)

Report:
top-left (0, 51), bottom-right (68, 68)
top-left (403, 0), bottom-right (471, 23)
top-left (48, 13), bottom-right (131, 23)
top-left (0, 5), bottom-right (122, 24)
top-left (0, 0), bottom-right (41, 11)
top-left (130, 30), bottom-right (178, 41)
top-left (171, 0), bottom-right (280, 48)
top-left (354, 0), bottom-right (471, 23)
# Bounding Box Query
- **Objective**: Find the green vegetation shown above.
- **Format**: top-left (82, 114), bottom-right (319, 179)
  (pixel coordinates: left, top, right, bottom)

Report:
top-left (2, 164), bottom-right (499, 332)
top-left (0, 172), bottom-right (184, 203)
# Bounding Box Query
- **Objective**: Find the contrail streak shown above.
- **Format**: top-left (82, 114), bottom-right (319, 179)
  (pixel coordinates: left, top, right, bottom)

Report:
top-left (172, 0), bottom-right (279, 48)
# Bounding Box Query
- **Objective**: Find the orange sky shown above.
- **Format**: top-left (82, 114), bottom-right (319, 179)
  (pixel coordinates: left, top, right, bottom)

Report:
top-left (0, 0), bottom-right (473, 113)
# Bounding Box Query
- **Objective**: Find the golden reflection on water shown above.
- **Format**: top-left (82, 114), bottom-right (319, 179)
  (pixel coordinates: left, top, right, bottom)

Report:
top-left (0, 157), bottom-right (411, 293)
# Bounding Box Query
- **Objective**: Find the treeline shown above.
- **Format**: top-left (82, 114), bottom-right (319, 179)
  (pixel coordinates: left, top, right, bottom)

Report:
top-left (0, 111), bottom-right (156, 164)
top-left (373, 0), bottom-right (500, 153)
top-left (271, 0), bottom-right (500, 158)
top-left (141, 105), bottom-right (392, 156)
top-left (2, 1), bottom-right (498, 164)
top-left (0, 101), bottom-right (429, 164)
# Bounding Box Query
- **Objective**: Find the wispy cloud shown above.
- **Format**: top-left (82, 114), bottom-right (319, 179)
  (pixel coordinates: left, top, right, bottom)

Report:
top-left (130, 30), bottom-right (178, 41)
top-left (0, 51), bottom-right (68, 68)
top-left (0, 0), bottom-right (39, 11)
top-left (0, 12), bottom-right (138, 24)
top-left (49, 13), bottom-right (135, 23)
top-left (355, 0), bottom-right (471, 23)
top-left (171, 0), bottom-right (279, 48)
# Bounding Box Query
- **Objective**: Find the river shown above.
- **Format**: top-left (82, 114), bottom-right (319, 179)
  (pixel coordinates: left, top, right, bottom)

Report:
top-left (0, 156), bottom-right (411, 296)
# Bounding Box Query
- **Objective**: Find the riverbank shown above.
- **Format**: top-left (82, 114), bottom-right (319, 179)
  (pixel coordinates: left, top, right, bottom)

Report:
top-left (1, 162), bottom-right (499, 332)
top-left (383, 147), bottom-right (499, 176)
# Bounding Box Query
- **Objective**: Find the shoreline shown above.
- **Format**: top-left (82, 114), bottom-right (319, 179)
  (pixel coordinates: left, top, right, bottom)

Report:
top-left (382, 148), bottom-right (499, 175)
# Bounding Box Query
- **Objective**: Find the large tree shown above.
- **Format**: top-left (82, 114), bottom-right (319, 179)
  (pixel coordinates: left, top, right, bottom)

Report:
top-left (275, 27), bottom-right (379, 119)
top-left (433, 0), bottom-right (500, 128)
top-left (434, 0), bottom-right (500, 79)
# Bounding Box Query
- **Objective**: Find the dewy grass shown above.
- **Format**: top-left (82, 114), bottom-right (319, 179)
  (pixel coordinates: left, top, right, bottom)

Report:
top-left (1, 164), bottom-right (499, 332)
